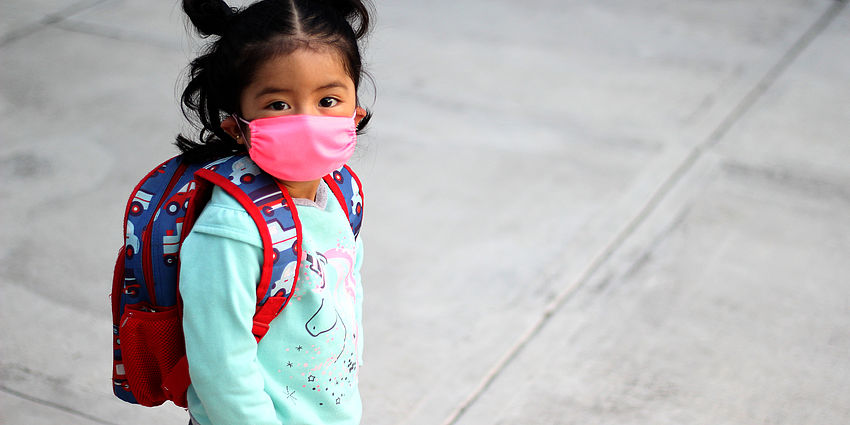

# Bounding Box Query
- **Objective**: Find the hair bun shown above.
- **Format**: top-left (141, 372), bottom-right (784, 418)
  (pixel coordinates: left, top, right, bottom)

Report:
top-left (318, 0), bottom-right (372, 38)
top-left (183, 0), bottom-right (236, 36)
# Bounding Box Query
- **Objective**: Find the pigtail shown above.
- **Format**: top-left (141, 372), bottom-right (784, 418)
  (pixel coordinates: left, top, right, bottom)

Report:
top-left (307, 0), bottom-right (375, 129)
top-left (316, 0), bottom-right (373, 38)
top-left (183, 0), bottom-right (237, 37)
top-left (327, 0), bottom-right (375, 132)
top-left (176, 51), bottom-right (245, 163)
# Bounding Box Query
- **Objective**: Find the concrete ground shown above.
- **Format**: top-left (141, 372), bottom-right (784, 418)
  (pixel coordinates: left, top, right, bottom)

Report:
top-left (1, 0), bottom-right (848, 424)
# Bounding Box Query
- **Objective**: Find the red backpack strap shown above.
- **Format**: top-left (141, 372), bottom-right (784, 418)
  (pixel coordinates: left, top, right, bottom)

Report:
top-left (323, 164), bottom-right (364, 238)
top-left (192, 155), bottom-right (303, 341)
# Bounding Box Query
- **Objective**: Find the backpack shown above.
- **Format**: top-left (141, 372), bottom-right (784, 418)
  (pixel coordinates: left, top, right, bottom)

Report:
top-left (110, 154), bottom-right (363, 408)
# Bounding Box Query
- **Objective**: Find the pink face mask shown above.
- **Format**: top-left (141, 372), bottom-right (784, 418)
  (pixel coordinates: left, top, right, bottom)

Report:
top-left (237, 113), bottom-right (357, 182)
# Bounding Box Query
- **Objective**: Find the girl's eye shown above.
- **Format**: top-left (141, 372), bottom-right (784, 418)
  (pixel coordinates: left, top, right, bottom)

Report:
top-left (269, 101), bottom-right (290, 111)
top-left (319, 97), bottom-right (339, 108)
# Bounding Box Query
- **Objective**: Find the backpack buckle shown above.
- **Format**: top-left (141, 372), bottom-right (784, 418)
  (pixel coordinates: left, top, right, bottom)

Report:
top-left (252, 320), bottom-right (270, 342)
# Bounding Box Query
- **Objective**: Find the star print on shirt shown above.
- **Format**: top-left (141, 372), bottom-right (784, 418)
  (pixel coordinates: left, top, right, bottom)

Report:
top-left (308, 375), bottom-right (316, 382)
top-left (284, 386), bottom-right (297, 403)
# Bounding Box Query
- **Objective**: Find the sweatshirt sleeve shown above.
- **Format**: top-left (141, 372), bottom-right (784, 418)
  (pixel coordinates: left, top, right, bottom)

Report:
top-left (179, 187), bottom-right (281, 425)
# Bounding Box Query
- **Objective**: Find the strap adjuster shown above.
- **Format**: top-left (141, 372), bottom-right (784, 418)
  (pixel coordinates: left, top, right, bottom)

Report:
top-left (252, 320), bottom-right (270, 342)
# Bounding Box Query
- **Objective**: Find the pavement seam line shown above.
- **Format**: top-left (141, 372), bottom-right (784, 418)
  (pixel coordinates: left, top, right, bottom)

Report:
top-left (50, 19), bottom-right (180, 51)
top-left (439, 2), bottom-right (848, 425)
top-left (0, 0), bottom-right (112, 48)
top-left (703, 0), bottom-right (849, 148)
top-left (0, 385), bottom-right (120, 425)
top-left (0, 22), bottom-right (46, 48)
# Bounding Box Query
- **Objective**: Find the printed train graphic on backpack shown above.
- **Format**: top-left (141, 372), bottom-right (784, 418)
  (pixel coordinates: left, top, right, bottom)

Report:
top-left (110, 154), bottom-right (363, 408)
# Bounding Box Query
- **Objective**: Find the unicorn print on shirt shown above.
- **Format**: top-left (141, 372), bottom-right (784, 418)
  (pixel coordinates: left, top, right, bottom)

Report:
top-left (303, 248), bottom-right (359, 363)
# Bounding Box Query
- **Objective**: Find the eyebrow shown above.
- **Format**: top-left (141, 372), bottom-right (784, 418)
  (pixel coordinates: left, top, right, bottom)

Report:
top-left (255, 86), bottom-right (293, 97)
top-left (314, 81), bottom-right (348, 91)
top-left (254, 81), bottom-right (348, 98)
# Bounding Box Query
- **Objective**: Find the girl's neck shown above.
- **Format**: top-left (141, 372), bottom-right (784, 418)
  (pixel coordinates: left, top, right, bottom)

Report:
top-left (278, 179), bottom-right (320, 201)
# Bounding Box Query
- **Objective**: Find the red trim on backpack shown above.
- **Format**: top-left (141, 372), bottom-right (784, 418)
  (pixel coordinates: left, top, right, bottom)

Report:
top-left (194, 170), bottom-right (277, 313)
top-left (344, 164), bottom-right (364, 203)
top-left (250, 179), bottom-right (304, 341)
top-left (323, 174), bottom-right (349, 217)
top-left (193, 170), bottom-right (304, 342)
top-left (174, 177), bottom-right (214, 322)
top-left (118, 157), bottom-right (175, 312)
top-left (152, 177), bottom-right (213, 409)
top-left (273, 179), bottom-right (303, 319)
top-left (344, 165), bottom-right (365, 231)
top-left (141, 161), bottom-right (189, 306)
top-left (121, 157), bottom-right (175, 250)
top-left (111, 246), bottom-right (127, 323)
top-left (251, 297), bottom-right (284, 341)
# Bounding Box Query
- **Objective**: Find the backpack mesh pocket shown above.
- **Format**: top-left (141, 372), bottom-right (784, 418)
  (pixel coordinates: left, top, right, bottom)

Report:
top-left (119, 306), bottom-right (184, 407)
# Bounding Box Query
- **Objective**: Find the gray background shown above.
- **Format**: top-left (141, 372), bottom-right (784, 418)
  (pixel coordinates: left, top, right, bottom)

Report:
top-left (1, 0), bottom-right (848, 424)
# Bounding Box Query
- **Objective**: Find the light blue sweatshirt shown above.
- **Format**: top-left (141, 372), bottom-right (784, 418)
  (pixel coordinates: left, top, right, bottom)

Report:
top-left (179, 181), bottom-right (364, 425)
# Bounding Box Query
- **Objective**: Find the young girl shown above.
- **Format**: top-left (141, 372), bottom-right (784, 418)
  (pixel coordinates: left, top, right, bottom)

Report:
top-left (174, 1), bottom-right (372, 423)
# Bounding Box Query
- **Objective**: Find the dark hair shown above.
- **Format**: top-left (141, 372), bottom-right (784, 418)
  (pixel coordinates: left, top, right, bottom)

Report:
top-left (176, 0), bottom-right (373, 162)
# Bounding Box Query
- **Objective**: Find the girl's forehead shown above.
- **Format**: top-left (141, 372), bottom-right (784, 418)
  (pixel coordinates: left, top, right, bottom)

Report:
top-left (253, 47), bottom-right (351, 84)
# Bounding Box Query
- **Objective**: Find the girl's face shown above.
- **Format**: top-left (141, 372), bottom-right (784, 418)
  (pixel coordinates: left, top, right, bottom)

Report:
top-left (222, 47), bottom-right (365, 141)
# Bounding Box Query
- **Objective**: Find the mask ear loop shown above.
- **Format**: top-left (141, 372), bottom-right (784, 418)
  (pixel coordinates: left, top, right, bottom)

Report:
top-left (232, 114), bottom-right (251, 146)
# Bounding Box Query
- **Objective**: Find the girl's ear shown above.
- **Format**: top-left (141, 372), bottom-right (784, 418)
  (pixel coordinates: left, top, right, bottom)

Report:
top-left (354, 106), bottom-right (367, 126)
top-left (221, 116), bottom-right (244, 144)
